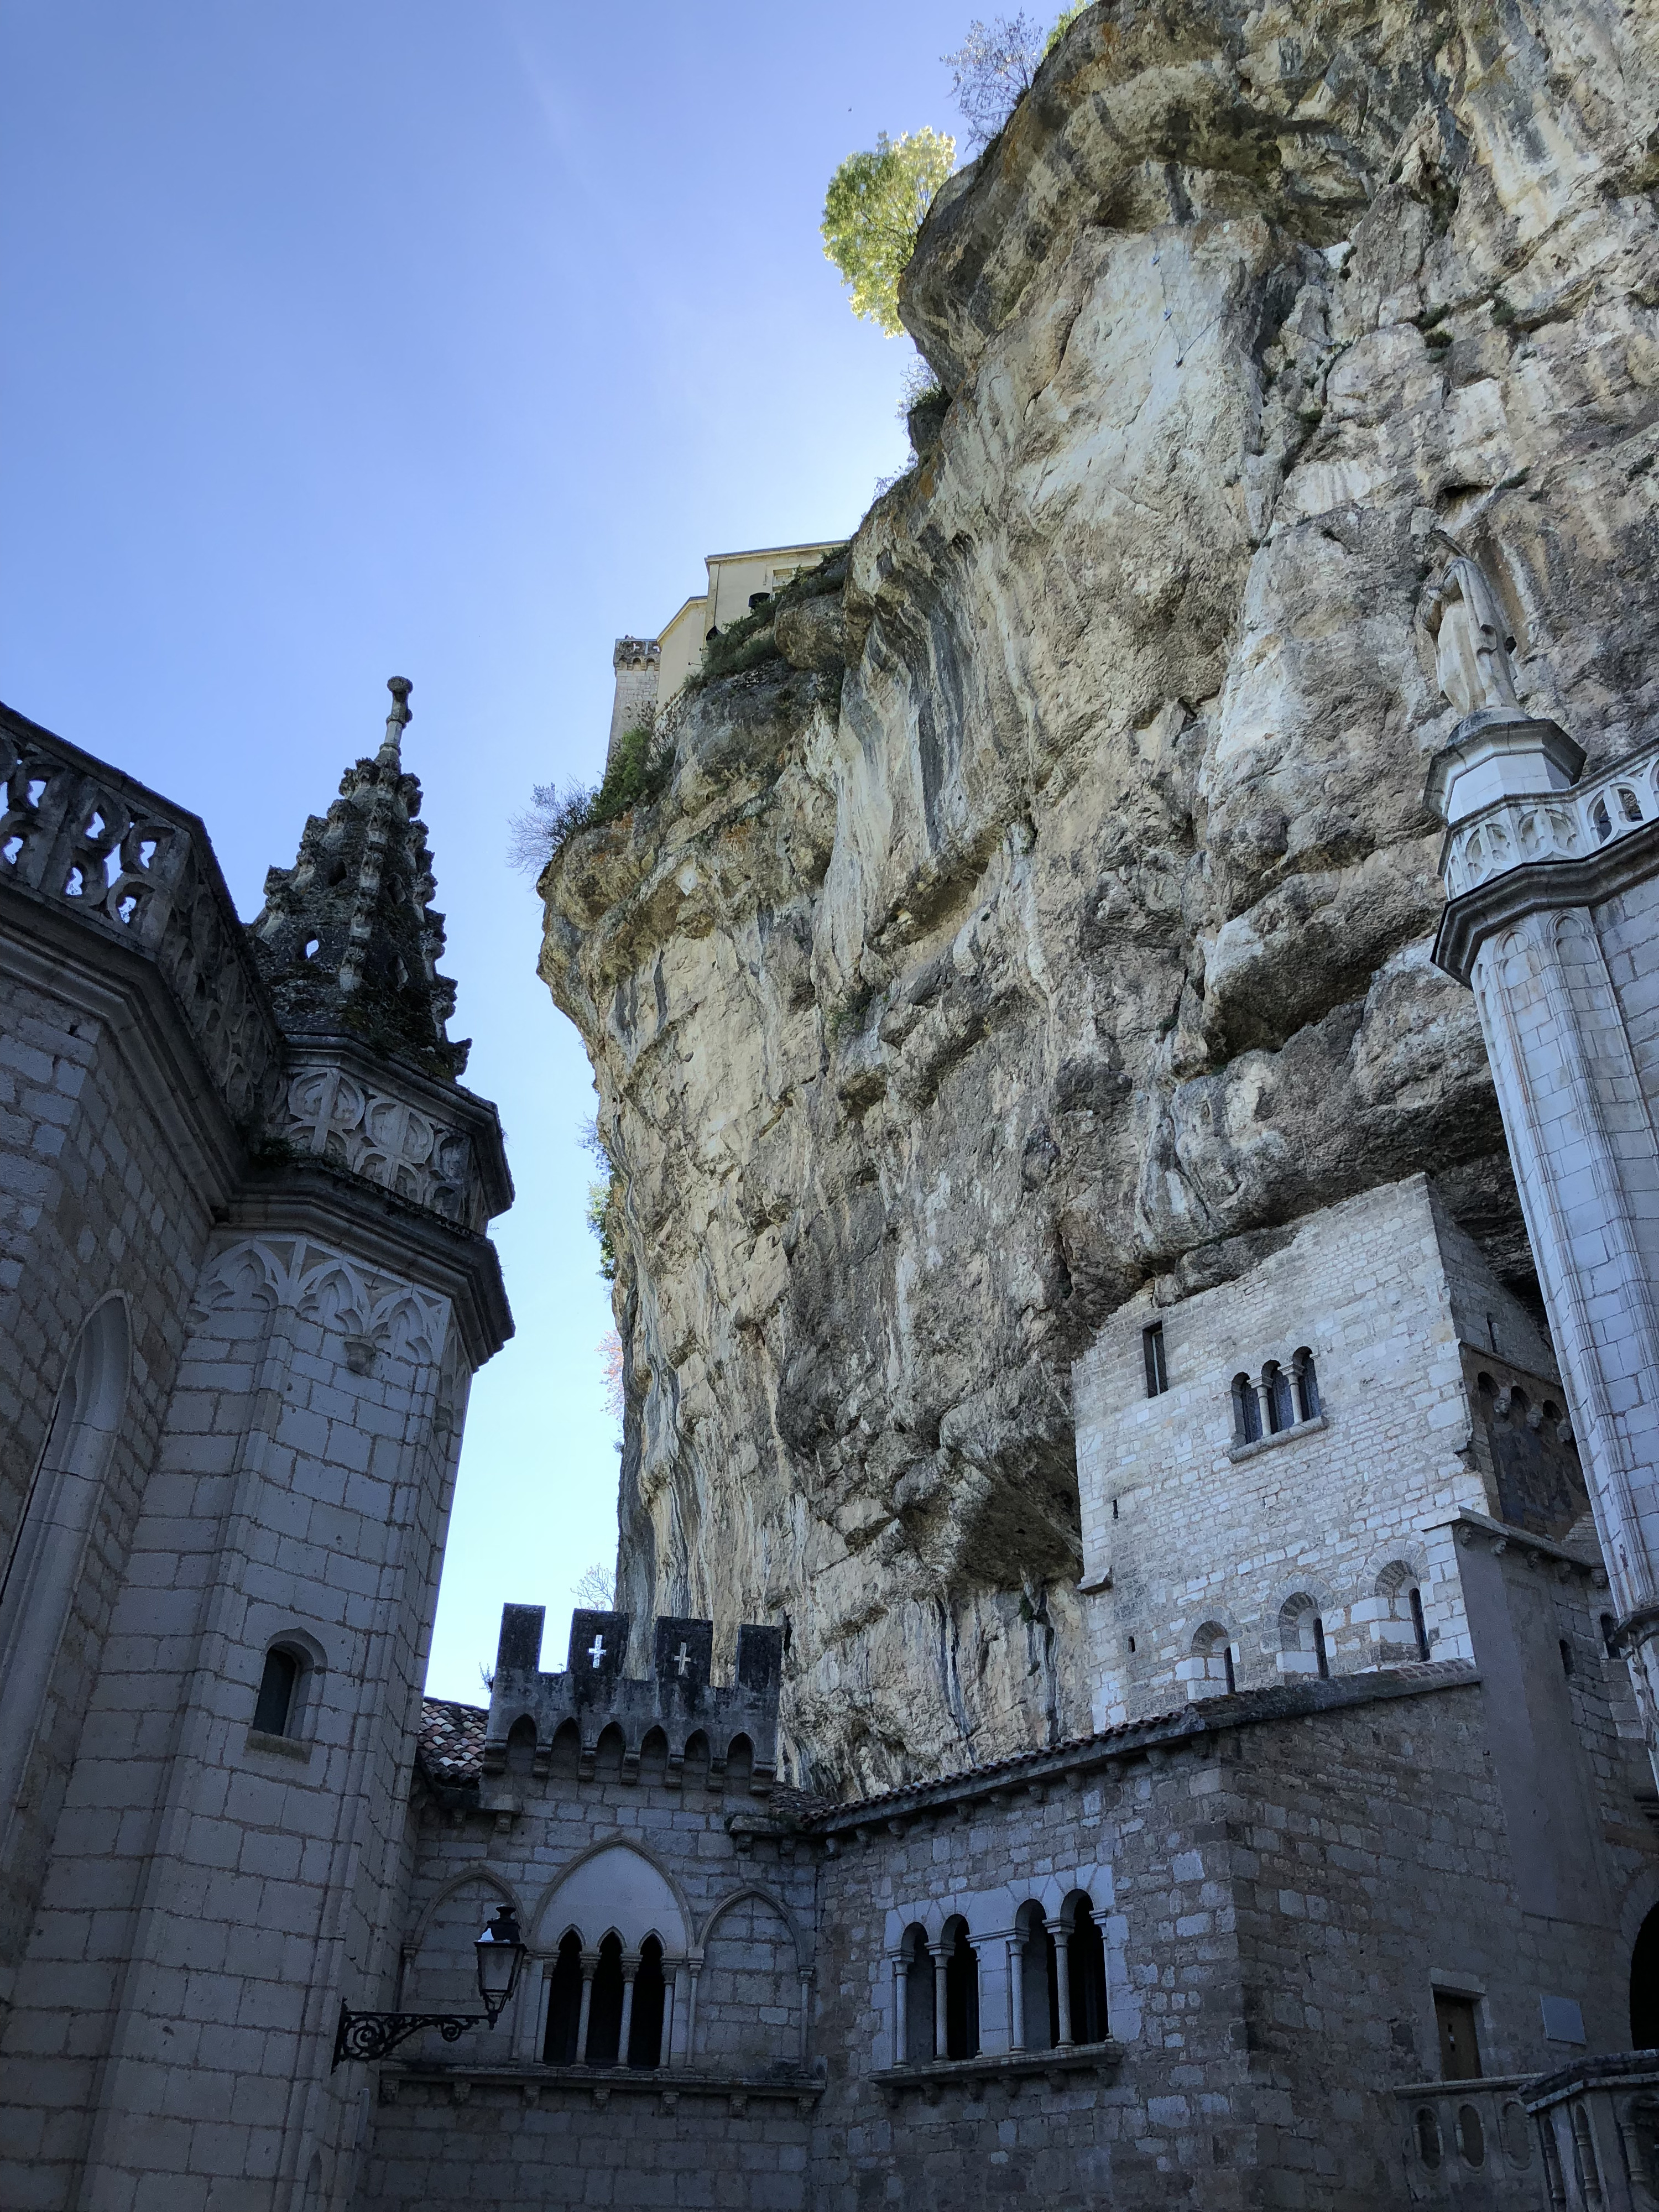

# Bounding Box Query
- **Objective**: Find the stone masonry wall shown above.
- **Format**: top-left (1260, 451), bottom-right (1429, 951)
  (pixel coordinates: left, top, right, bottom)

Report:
top-left (0, 966), bottom-right (217, 2006)
top-left (357, 1749), bottom-right (818, 2212)
top-left (0, 1232), bottom-right (468, 2212)
top-left (1073, 1175), bottom-right (1562, 1726)
top-left (809, 1671), bottom-right (1657, 2212)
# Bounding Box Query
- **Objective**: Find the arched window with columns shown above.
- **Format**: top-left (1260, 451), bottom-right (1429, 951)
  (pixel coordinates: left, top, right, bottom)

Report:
top-left (1011, 1898), bottom-right (1056, 2050)
top-left (898, 1923), bottom-right (933, 2062)
top-left (941, 1915), bottom-right (979, 2060)
top-left (1062, 1892), bottom-right (1109, 2045)
top-left (543, 1931), bottom-right (583, 2062)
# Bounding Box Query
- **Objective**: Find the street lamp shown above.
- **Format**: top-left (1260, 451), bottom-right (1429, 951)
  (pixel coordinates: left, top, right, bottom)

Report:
top-left (332, 1906), bottom-right (527, 2068)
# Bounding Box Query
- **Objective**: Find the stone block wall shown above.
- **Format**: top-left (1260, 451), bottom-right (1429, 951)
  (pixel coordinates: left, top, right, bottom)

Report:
top-left (0, 962), bottom-right (221, 2005)
top-left (808, 1670), bottom-right (1656, 2212)
top-left (1072, 1175), bottom-right (1560, 1726)
top-left (0, 1230), bottom-right (472, 2212)
top-left (356, 1704), bottom-right (818, 2212)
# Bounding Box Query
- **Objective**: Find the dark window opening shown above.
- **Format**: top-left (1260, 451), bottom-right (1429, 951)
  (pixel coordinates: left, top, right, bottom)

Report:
top-left (1559, 1638), bottom-right (1575, 1679)
top-left (1410, 1588), bottom-right (1430, 1662)
top-left (1603, 1613), bottom-right (1620, 1660)
top-left (1142, 1322), bottom-right (1168, 1398)
top-left (1126, 1636), bottom-right (1136, 1654)
top-left (1313, 1617), bottom-right (1330, 1679)
top-left (943, 1921), bottom-right (979, 2060)
top-left (253, 1647), bottom-right (300, 1737)
top-left (627, 1934), bottom-right (666, 2068)
top-left (1233, 1373), bottom-right (1261, 1444)
top-left (1223, 1646), bottom-right (1236, 1694)
top-left (1435, 1991), bottom-right (1482, 2083)
top-left (543, 1932), bottom-right (583, 2063)
top-left (1632, 1907), bottom-right (1659, 2048)
top-left (1066, 1896), bottom-right (1110, 2044)
top-left (1293, 1348), bottom-right (1320, 1422)
top-left (585, 1933), bottom-right (625, 2067)
top-left (902, 1926), bottom-right (933, 2062)
top-left (1265, 1361), bottom-right (1294, 1434)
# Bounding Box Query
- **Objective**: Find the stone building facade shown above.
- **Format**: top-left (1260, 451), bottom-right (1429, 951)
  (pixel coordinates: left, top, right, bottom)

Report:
top-left (0, 684), bottom-right (512, 2212)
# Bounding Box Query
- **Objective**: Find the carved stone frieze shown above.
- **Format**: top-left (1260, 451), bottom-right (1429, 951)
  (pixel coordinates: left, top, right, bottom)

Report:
top-left (284, 1063), bottom-right (476, 1227)
top-left (189, 1234), bottom-right (451, 1367)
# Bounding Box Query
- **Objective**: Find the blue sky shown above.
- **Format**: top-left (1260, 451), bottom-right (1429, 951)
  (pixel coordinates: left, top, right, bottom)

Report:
top-left (1, 1), bottom-right (983, 1702)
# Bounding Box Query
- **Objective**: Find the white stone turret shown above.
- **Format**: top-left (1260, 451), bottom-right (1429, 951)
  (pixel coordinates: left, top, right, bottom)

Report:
top-left (1427, 630), bottom-right (1659, 1787)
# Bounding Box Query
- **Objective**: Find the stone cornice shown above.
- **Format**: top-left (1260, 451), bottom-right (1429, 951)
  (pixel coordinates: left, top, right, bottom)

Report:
top-left (225, 1164), bottom-right (513, 1368)
top-left (803, 1663), bottom-right (1480, 1837)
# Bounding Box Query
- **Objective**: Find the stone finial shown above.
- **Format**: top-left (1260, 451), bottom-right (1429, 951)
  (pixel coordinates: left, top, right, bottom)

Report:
top-left (247, 679), bottom-right (471, 1079)
top-left (379, 676), bottom-right (413, 766)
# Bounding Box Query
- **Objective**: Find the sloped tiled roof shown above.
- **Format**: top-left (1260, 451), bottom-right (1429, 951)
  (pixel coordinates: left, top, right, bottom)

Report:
top-left (418, 1697), bottom-right (487, 1785)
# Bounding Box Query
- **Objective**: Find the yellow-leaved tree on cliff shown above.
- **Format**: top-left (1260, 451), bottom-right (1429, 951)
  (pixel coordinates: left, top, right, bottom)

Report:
top-left (820, 128), bottom-right (956, 334)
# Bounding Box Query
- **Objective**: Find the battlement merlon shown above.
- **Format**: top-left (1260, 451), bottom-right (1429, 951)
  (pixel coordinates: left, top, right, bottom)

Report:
top-left (482, 1604), bottom-right (784, 1794)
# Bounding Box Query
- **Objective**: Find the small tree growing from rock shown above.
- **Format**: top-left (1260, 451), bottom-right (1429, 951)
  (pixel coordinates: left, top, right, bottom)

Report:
top-left (821, 127), bottom-right (956, 334)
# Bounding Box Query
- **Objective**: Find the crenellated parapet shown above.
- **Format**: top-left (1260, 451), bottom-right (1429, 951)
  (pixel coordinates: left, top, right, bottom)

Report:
top-left (483, 1604), bottom-right (783, 1796)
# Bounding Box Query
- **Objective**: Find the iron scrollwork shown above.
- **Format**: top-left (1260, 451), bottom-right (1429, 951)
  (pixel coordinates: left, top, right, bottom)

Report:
top-left (332, 2000), bottom-right (489, 2068)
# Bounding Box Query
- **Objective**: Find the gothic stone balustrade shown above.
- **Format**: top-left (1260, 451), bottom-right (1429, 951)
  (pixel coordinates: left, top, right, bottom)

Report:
top-left (0, 701), bottom-right (284, 1128)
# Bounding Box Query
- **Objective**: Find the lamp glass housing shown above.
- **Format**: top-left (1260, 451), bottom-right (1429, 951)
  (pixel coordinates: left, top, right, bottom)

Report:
top-left (474, 1906), bottom-right (525, 2021)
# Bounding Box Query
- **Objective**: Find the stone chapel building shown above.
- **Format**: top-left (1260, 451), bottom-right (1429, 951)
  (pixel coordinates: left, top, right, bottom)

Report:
top-left (12, 614), bottom-right (1659, 2208)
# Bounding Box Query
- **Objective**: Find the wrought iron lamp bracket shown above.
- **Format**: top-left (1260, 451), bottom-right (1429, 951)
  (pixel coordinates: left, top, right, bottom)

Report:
top-left (332, 1999), bottom-right (500, 2069)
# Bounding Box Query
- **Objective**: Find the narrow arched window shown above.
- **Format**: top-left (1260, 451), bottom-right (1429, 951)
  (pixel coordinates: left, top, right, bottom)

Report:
top-left (942, 1916), bottom-right (979, 2060)
top-left (586, 1932), bottom-right (625, 2067)
top-left (1410, 1588), bottom-right (1430, 1662)
top-left (1232, 1373), bottom-right (1261, 1444)
top-left (0, 1298), bottom-right (130, 1820)
top-left (1064, 1893), bottom-right (1110, 2045)
top-left (900, 1924), bottom-right (933, 2062)
top-left (544, 1931), bottom-right (583, 2063)
top-left (628, 1934), bottom-right (667, 2068)
top-left (1293, 1348), bottom-right (1319, 1421)
top-left (1264, 1361), bottom-right (1293, 1434)
top-left (725, 1734), bottom-right (754, 1792)
top-left (1015, 1899), bottom-right (1051, 2051)
top-left (253, 1646), bottom-right (302, 1737)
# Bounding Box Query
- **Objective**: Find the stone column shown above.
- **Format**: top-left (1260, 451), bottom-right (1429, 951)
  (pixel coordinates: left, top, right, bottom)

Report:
top-left (1254, 1377), bottom-right (1274, 1437)
top-left (891, 1953), bottom-right (909, 2065)
top-left (1047, 1919), bottom-right (1073, 2047)
top-left (931, 1942), bottom-right (950, 2060)
top-left (1430, 708), bottom-right (1659, 1787)
top-left (684, 1952), bottom-right (703, 2065)
top-left (1005, 1932), bottom-right (1026, 2052)
top-left (618, 1953), bottom-right (639, 2066)
top-left (576, 1949), bottom-right (598, 2063)
top-left (512, 1958), bottom-right (546, 2062)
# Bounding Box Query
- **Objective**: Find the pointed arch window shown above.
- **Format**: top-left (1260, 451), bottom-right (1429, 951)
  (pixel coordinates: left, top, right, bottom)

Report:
top-left (0, 1297), bottom-right (130, 1821)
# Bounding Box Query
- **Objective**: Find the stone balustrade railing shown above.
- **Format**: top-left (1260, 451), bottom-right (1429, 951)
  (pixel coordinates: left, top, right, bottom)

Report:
top-left (1, 707), bottom-right (284, 1130)
top-left (1394, 2076), bottom-right (1547, 2207)
top-left (1441, 734), bottom-right (1659, 901)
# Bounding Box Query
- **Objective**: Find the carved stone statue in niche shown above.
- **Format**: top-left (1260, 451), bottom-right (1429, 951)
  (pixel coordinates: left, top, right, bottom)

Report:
top-left (1420, 549), bottom-right (1522, 718)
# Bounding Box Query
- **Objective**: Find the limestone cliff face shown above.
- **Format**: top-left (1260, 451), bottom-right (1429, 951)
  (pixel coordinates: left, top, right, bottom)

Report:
top-left (539, 0), bottom-right (1659, 1794)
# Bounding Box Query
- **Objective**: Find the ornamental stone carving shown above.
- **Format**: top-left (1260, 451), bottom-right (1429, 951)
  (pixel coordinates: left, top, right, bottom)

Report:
top-left (284, 1065), bottom-right (475, 1225)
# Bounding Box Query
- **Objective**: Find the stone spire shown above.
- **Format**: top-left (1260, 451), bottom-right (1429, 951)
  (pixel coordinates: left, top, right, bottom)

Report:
top-left (249, 677), bottom-right (469, 1078)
